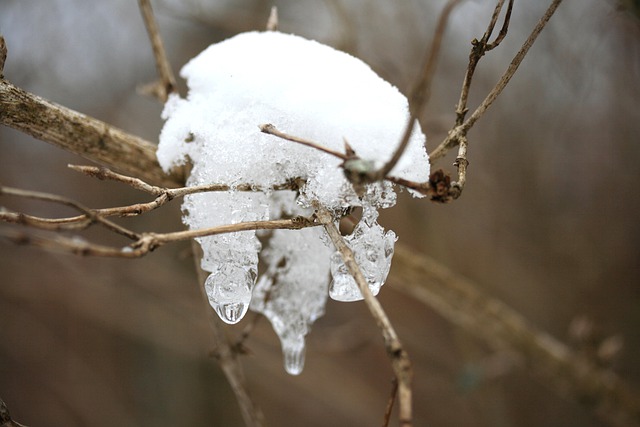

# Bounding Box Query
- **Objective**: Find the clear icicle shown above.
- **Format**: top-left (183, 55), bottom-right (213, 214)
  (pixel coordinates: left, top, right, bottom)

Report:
top-left (205, 263), bottom-right (256, 324)
top-left (251, 210), bottom-right (331, 375)
top-left (282, 338), bottom-right (306, 375)
top-left (329, 205), bottom-right (397, 302)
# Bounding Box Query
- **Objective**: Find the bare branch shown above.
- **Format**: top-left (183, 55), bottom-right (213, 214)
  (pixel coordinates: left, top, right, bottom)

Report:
top-left (0, 79), bottom-right (184, 187)
top-left (1, 216), bottom-right (319, 258)
top-left (377, 0), bottom-right (462, 179)
top-left (315, 206), bottom-right (413, 427)
top-left (138, 0), bottom-right (177, 103)
top-left (69, 164), bottom-right (164, 195)
top-left (259, 123), bottom-right (348, 160)
top-left (69, 164), bottom-right (303, 197)
top-left (391, 245), bottom-right (640, 427)
top-left (454, 0), bottom-right (513, 127)
top-left (430, 0), bottom-right (564, 164)
top-left (0, 185), bottom-right (140, 240)
top-left (486, 0), bottom-right (514, 51)
top-left (266, 6), bottom-right (278, 31)
top-left (0, 397), bottom-right (28, 427)
top-left (382, 378), bottom-right (398, 427)
top-left (259, 124), bottom-right (443, 199)
top-left (0, 208), bottom-right (93, 231)
top-left (0, 34), bottom-right (7, 79)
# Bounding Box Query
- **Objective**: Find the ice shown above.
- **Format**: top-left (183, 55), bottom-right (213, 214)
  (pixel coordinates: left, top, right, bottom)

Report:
top-left (251, 197), bottom-right (332, 374)
top-left (329, 204), bottom-right (397, 302)
top-left (205, 264), bottom-right (255, 324)
top-left (156, 31), bottom-right (430, 372)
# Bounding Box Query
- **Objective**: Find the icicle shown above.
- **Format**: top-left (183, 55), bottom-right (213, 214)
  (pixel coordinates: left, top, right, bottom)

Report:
top-left (251, 212), bottom-right (331, 375)
top-left (282, 339), bottom-right (306, 375)
top-left (205, 263), bottom-right (256, 324)
top-left (329, 205), bottom-right (397, 302)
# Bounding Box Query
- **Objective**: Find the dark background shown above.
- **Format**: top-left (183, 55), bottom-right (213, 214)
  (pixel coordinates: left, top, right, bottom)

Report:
top-left (1, 1), bottom-right (639, 426)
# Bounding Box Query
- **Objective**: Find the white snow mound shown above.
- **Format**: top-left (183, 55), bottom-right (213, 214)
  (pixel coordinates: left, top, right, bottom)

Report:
top-left (157, 31), bottom-right (430, 375)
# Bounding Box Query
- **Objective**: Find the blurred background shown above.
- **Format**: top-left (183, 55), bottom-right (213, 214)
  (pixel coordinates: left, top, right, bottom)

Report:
top-left (1, 0), bottom-right (639, 426)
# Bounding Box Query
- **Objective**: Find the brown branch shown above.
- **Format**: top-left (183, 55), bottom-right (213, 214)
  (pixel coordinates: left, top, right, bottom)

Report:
top-left (69, 165), bottom-right (303, 197)
top-left (259, 123), bottom-right (348, 160)
top-left (0, 208), bottom-right (93, 231)
top-left (0, 185), bottom-right (140, 239)
top-left (485, 0), bottom-right (514, 51)
top-left (382, 378), bottom-right (398, 427)
top-left (315, 206), bottom-right (413, 427)
top-left (0, 35), bottom-right (7, 79)
top-left (259, 124), bottom-right (438, 198)
top-left (0, 397), bottom-right (28, 427)
top-left (377, 0), bottom-right (462, 179)
top-left (0, 79), bottom-right (184, 187)
top-left (265, 6), bottom-right (278, 31)
top-left (391, 244), bottom-right (640, 427)
top-left (137, 0), bottom-right (177, 102)
top-left (429, 0), bottom-right (564, 164)
top-left (454, 0), bottom-right (513, 127)
top-left (1, 216), bottom-right (319, 258)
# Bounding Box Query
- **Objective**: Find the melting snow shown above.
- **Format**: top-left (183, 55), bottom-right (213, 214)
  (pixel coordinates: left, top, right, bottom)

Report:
top-left (157, 31), bottom-right (429, 374)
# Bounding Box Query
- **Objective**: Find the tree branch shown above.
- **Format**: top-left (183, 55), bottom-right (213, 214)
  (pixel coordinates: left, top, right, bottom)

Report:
top-left (0, 185), bottom-right (140, 239)
top-left (137, 0), bottom-right (177, 102)
top-left (429, 0), bottom-right (564, 164)
top-left (0, 397), bottom-right (27, 427)
top-left (1, 216), bottom-right (318, 258)
top-left (265, 6), bottom-right (278, 31)
top-left (0, 35), bottom-right (7, 79)
top-left (454, 0), bottom-right (513, 127)
top-left (0, 79), bottom-right (184, 187)
top-left (315, 206), bottom-right (413, 427)
top-left (391, 245), bottom-right (640, 427)
top-left (377, 0), bottom-right (462, 179)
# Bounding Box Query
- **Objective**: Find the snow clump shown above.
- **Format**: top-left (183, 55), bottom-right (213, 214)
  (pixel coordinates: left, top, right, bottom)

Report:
top-left (157, 31), bottom-right (430, 375)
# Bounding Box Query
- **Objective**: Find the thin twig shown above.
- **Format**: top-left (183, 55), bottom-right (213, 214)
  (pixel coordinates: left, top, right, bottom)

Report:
top-left (485, 0), bottom-right (514, 50)
top-left (429, 0), bottom-right (564, 164)
top-left (69, 164), bottom-right (164, 195)
top-left (259, 124), bottom-right (434, 197)
top-left (137, 0), bottom-right (177, 102)
top-left (259, 123), bottom-right (348, 160)
top-left (0, 397), bottom-right (28, 427)
top-left (315, 205), bottom-right (413, 427)
top-left (382, 378), bottom-right (399, 427)
top-left (455, 0), bottom-right (513, 126)
top-left (0, 186), bottom-right (140, 240)
top-left (265, 6), bottom-right (278, 31)
top-left (377, 0), bottom-right (462, 179)
top-left (0, 34), bottom-right (7, 79)
top-left (0, 209), bottom-right (93, 231)
top-left (69, 165), bottom-right (303, 197)
top-left (1, 216), bottom-right (319, 258)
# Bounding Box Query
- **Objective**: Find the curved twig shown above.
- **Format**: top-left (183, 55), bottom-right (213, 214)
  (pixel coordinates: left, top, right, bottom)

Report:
top-left (315, 206), bottom-right (413, 427)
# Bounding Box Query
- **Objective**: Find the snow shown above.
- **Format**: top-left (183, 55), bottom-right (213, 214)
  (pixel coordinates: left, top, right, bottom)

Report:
top-left (157, 31), bottom-right (430, 374)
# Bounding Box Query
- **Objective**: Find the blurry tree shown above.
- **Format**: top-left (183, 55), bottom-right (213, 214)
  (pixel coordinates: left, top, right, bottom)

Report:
top-left (1, 1), bottom-right (640, 426)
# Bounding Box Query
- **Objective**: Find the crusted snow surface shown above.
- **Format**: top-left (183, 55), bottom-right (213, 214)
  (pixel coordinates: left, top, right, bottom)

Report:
top-left (157, 31), bottom-right (430, 374)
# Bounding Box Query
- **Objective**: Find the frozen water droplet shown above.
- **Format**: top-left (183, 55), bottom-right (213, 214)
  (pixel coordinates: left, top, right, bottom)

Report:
top-left (329, 213), bottom-right (396, 302)
top-left (217, 302), bottom-right (247, 324)
top-left (283, 341), bottom-right (306, 375)
top-left (205, 265), bottom-right (255, 324)
top-left (250, 225), bottom-right (330, 375)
